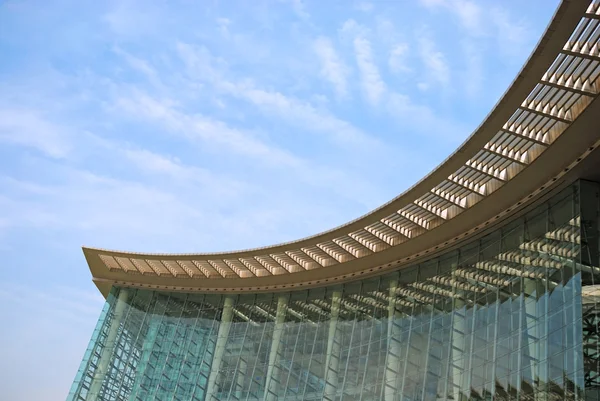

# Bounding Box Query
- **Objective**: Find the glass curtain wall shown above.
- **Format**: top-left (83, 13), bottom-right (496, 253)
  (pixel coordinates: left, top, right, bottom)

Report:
top-left (67, 181), bottom-right (600, 401)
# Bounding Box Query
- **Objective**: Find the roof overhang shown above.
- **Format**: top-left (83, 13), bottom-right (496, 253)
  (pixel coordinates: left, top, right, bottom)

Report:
top-left (84, 0), bottom-right (600, 297)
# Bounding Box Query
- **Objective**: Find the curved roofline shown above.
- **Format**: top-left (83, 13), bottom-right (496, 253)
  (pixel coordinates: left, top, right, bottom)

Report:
top-left (84, 0), bottom-right (600, 296)
top-left (84, 0), bottom-right (584, 259)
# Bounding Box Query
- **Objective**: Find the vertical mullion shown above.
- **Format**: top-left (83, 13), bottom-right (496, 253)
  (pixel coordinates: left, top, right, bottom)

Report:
top-left (382, 278), bottom-right (401, 401)
top-left (490, 294), bottom-right (500, 398)
top-left (372, 280), bottom-right (389, 401)
top-left (225, 305), bottom-right (255, 401)
top-left (243, 296), bottom-right (272, 401)
top-left (149, 295), bottom-right (183, 400)
top-left (188, 300), bottom-right (221, 401)
top-left (151, 294), bottom-right (188, 401)
top-left (169, 297), bottom-right (203, 401)
top-left (299, 307), bottom-right (325, 400)
top-left (133, 292), bottom-right (172, 401)
top-left (339, 296), bottom-right (360, 399)
top-left (67, 296), bottom-right (113, 400)
top-left (88, 287), bottom-right (131, 401)
top-left (358, 303), bottom-right (377, 400)
top-left (420, 299), bottom-right (436, 401)
top-left (281, 312), bottom-right (305, 400)
top-left (465, 294), bottom-right (478, 399)
top-left (378, 302), bottom-right (390, 401)
top-left (206, 296), bottom-right (235, 400)
top-left (100, 288), bottom-right (138, 400)
top-left (444, 251), bottom-right (460, 401)
top-left (323, 290), bottom-right (342, 401)
top-left (113, 290), bottom-right (152, 398)
top-left (128, 291), bottom-right (163, 400)
top-left (399, 300), bottom-right (416, 401)
top-left (516, 285), bottom-right (525, 400)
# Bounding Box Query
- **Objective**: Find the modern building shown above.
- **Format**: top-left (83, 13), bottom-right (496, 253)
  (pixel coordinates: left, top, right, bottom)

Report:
top-left (67, 1), bottom-right (600, 400)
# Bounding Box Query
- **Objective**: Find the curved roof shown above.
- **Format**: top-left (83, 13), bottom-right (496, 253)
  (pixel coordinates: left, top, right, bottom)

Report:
top-left (85, 0), bottom-right (600, 296)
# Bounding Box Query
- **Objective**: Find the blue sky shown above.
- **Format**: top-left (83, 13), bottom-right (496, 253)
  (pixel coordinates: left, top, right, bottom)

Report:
top-left (0, 0), bottom-right (559, 399)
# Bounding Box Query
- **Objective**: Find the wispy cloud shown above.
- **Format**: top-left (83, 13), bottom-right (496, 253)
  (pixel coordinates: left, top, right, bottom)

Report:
top-left (354, 2), bottom-right (374, 12)
top-left (489, 6), bottom-right (532, 59)
top-left (313, 36), bottom-right (350, 98)
top-left (0, 1), bottom-right (556, 399)
top-left (461, 40), bottom-right (484, 97)
top-left (452, 0), bottom-right (484, 35)
top-left (114, 90), bottom-right (301, 165)
top-left (176, 42), bottom-right (378, 148)
top-left (290, 0), bottom-right (310, 19)
top-left (353, 36), bottom-right (386, 105)
top-left (112, 46), bottom-right (165, 90)
top-left (0, 108), bottom-right (73, 158)
top-left (418, 0), bottom-right (533, 59)
top-left (389, 43), bottom-right (410, 74)
top-left (417, 34), bottom-right (450, 90)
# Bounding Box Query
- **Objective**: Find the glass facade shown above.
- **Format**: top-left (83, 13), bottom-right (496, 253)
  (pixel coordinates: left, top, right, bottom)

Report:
top-left (67, 181), bottom-right (600, 401)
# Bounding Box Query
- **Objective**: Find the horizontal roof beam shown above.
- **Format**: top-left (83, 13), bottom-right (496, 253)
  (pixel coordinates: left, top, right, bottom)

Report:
top-left (541, 78), bottom-right (597, 97)
top-left (500, 128), bottom-right (550, 146)
top-left (482, 147), bottom-right (528, 166)
top-left (447, 175), bottom-right (487, 194)
top-left (464, 163), bottom-right (507, 182)
top-left (430, 189), bottom-right (467, 209)
top-left (519, 105), bottom-right (572, 125)
top-left (561, 49), bottom-right (600, 63)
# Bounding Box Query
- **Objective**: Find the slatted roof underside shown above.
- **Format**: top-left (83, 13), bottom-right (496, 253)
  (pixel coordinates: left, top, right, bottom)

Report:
top-left (231, 219), bottom-right (589, 324)
top-left (95, 2), bottom-right (600, 280)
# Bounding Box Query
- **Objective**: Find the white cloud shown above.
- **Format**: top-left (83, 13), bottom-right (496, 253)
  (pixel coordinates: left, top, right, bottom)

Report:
top-left (112, 46), bottom-right (164, 90)
top-left (0, 2), bottom-right (551, 400)
top-left (389, 43), bottom-right (410, 74)
top-left (291, 0), bottom-right (310, 19)
top-left (419, 0), bottom-right (446, 6)
top-left (387, 92), bottom-right (467, 142)
top-left (354, 2), bottom-right (373, 12)
top-left (103, 1), bottom-right (165, 38)
top-left (418, 35), bottom-right (450, 88)
top-left (109, 89), bottom-right (385, 210)
top-left (418, 0), bottom-right (482, 34)
top-left (419, 0), bottom-right (532, 58)
top-left (0, 108), bottom-right (72, 158)
top-left (217, 17), bottom-right (231, 36)
top-left (453, 0), bottom-right (483, 34)
top-left (176, 42), bottom-right (224, 82)
top-left (489, 7), bottom-right (532, 59)
top-left (176, 42), bottom-right (378, 148)
top-left (119, 148), bottom-right (250, 197)
top-left (313, 36), bottom-right (350, 98)
top-left (226, 83), bottom-right (379, 147)
top-left (461, 40), bottom-right (484, 97)
top-left (353, 36), bottom-right (386, 105)
top-left (114, 91), bottom-right (302, 166)
top-left (339, 19), bottom-right (367, 40)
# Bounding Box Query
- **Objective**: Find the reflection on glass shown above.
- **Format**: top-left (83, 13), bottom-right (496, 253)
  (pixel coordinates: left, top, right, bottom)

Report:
top-left (67, 182), bottom-right (600, 401)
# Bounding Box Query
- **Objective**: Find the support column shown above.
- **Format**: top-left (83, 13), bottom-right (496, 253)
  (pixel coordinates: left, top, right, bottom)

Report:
top-left (205, 296), bottom-right (234, 401)
top-left (323, 290), bottom-right (342, 401)
top-left (384, 281), bottom-right (402, 401)
top-left (88, 287), bottom-right (130, 401)
top-left (264, 296), bottom-right (288, 401)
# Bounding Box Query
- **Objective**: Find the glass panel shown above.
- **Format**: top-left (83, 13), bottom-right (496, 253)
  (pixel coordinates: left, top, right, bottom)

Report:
top-left (67, 182), bottom-right (596, 401)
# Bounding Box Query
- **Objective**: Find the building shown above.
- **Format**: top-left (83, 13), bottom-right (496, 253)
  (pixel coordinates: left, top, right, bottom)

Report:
top-left (67, 1), bottom-right (600, 400)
